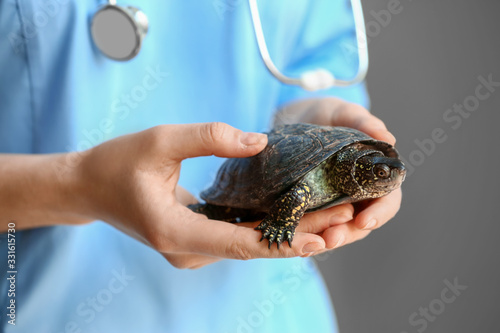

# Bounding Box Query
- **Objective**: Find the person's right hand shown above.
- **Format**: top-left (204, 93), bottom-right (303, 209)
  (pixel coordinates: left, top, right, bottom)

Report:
top-left (77, 123), bottom-right (330, 268)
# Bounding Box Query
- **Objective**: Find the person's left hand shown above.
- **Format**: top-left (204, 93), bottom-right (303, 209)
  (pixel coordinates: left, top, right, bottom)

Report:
top-left (273, 97), bottom-right (403, 255)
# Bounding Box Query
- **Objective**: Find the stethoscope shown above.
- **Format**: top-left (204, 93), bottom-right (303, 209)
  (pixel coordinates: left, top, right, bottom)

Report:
top-left (91, 0), bottom-right (369, 91)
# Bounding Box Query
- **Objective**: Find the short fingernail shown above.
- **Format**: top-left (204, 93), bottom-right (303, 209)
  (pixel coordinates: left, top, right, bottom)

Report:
top-left (363, 218), bottom-right (377, 230)
top-left (333, 233), bottom-right (345, 248)
top-left (330, 214), bottom-right (352, 225)
top-left (302, 242), bottom-right (324, 254)
top-left (240, 132), bottom-right (267, 146)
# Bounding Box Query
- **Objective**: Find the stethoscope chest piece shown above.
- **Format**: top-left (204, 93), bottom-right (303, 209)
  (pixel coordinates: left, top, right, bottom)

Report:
top-left (91, 3), bottom-right (148, 61)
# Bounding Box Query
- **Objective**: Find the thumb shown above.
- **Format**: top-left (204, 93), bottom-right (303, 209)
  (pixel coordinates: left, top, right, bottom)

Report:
top-left (167, 122), bottom-right (268, 160)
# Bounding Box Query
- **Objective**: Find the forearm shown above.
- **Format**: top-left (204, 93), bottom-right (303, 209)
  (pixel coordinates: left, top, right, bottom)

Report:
top-left (0, 152), bottom-right (93, 232)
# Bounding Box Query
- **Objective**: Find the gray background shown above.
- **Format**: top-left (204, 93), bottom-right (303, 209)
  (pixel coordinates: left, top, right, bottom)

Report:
top-left (317, 1), bottom-right (500, 332)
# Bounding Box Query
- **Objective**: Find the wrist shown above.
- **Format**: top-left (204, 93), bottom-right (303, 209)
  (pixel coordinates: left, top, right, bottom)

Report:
top-left (51, 151), bottom-right (97, 226)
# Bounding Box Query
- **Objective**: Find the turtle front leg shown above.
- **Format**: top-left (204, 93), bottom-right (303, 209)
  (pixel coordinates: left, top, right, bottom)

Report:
top-left (255, 181), bottom-right (311, 249)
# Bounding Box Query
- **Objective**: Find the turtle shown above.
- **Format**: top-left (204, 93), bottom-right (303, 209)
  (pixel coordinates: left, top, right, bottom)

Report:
top-left (190, 123), bottom-right (406, 249)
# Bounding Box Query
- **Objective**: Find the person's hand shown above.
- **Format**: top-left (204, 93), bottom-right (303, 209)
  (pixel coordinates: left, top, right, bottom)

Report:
top-left (273, 97), bottom-right (403, 254)
top-left (76, 123), bottom-right (333, 268)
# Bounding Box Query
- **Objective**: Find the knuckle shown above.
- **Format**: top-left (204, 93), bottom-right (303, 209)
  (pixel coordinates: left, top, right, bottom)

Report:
top-left (167, 257), bottom-right (191, 270)
top-left (202, 122), bottom-right (228, 146)
top-left (147, 124), bottom-right (167, 140)
top-left (145, 229), bottom-right (175, 253)
top-left (337, 204), bottom-right (355, 217)
top-left (229, 242), bottom-right (254, 260)
top-left (227, 231), bottom-right (254, 260)
top-left (143, 125), bottom-right (169, 151)
top-left (168, 259), bottom-right (188, 269)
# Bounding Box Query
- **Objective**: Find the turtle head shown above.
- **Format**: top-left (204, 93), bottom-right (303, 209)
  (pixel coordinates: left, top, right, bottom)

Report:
top-left (332, 144), bottom-right (406, 201)
top-left (353, 152), bottom-right (406, 197)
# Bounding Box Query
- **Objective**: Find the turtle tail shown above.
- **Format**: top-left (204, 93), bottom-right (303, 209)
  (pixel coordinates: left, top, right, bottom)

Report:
top-left (188, 203), bottom-right (265, 223)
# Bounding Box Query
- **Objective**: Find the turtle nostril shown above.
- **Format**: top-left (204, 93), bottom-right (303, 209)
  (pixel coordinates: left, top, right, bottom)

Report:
top-left (391, 167), bottom-right (407, 182)
top-left (393, 160), bottom-right (406, 172)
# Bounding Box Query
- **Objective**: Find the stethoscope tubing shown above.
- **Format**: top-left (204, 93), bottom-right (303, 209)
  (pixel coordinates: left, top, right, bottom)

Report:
top-left (248, 0), bottom-right (369, 89)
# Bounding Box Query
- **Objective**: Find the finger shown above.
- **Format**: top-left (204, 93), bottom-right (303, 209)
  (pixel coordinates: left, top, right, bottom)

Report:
top-left (235, 204), bottom-right (354, 235)
top-left (353, 188), bottom-right (402, 230)
top-left (169, 206), bottom-right (326, 259)
top-left (321, 221), bottom-right (372, 250)
top-left (331, 103), bottom-right (396, 145)
top-left (365, 127), bottom-right (397, 146)
top-left (296, 204), bottom-right (354, 234)
top-left (229, 204), bottom-right (354, 235)
top-left (163, 122), bottom-right (268, 160)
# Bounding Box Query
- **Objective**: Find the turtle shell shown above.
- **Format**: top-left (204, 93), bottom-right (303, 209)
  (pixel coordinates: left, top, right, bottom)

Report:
top-left (201, 123), bottom-right (398, 211)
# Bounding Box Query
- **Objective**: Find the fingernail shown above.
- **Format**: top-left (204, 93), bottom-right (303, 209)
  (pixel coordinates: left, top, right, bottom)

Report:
top-left (330, 214), bottom-right (352, 225)
top-left (333, 233), bottom-right (345, 248)
top-left (240, 132), bottom-right (267, 146)
top-left (363, 218), bottom-right (377, 230)
top-left (302, 242), bottom-right (324, 254)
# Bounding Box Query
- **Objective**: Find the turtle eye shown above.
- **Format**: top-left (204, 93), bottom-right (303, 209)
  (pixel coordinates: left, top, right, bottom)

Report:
top-left (374, 164), bottom-right (391, 179)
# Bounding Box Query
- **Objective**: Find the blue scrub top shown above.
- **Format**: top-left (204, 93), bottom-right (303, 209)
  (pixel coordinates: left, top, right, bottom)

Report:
top-left (0, 1), bottom-right (368, 332)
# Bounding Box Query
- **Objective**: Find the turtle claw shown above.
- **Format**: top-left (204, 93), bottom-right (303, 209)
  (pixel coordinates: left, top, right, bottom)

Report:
top-left (255, 221), bottom-right (268, 231)
top-left (276, 237), bottom-right (283, 250)
top-left (255, 219), bottom-right (296, 249)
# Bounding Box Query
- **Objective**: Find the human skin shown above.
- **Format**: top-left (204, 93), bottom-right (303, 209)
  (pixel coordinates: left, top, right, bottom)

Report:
top-left (0, 98), bottom-right (401, 269)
